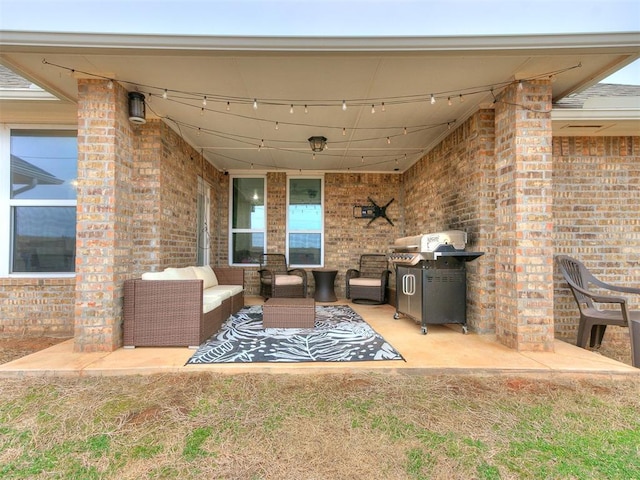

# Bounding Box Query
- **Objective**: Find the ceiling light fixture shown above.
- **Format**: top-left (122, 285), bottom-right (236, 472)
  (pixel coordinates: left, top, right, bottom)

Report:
top-left (308, 136), bottom-right (327, 152)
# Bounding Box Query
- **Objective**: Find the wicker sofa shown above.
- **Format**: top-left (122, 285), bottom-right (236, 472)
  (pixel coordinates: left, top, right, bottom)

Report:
top-left (123, 266), bottom-right (244, 348)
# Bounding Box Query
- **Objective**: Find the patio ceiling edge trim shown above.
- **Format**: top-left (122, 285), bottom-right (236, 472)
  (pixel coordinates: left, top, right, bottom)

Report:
top-left (0, 30), bottom-right (639, 54)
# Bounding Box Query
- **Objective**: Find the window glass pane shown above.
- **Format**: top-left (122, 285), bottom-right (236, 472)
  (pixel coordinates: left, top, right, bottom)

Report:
top-left (289, 233), bottom-right (321, 265)
top-left (10, 130), bottom-right (78, 200)
top-left (12, 206), bottom-right (76, 273)
top-left (232, 178), bottom-right (264, 229)
top-left (288, 179), bottom-right (321, 230)
top-left (232, 232), bottom-right (264, 264)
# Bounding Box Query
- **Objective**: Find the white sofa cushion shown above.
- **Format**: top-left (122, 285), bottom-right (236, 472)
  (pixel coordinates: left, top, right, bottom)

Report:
top-left (202, 297), bottom-right (222, 314)
top-left (141, 271), bottom-right (170, 280)
top-left (206, 285), bottom-right (243, 297)
top-left (349, 277), bottom-right (382, 287)
top-left (163, 267), bottom-right (198, 280)
top-left (203, 289), bottom-right (231, 304)
top-left (192, 265), bottom-right (218, 288)
top-left (274, 274), bottom-right (303, 286)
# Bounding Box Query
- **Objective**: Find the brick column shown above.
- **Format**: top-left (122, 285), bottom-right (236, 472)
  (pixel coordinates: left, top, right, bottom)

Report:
top-left (494, 80), bottom-right (554, 351)
top-left (75, 80), bottom-right (135, 352)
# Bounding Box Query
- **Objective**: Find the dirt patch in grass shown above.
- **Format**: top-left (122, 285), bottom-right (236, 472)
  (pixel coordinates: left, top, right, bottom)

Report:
top-left (0, 336), bottom-right (70, 364)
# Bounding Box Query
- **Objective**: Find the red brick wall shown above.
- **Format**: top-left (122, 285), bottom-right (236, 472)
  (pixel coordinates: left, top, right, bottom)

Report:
top-left (402, 110), bottom-right (496, 333)
top-left (0, 278), bottom-right (75, 336)
top-left (553, 136), bottom-right (640, 347)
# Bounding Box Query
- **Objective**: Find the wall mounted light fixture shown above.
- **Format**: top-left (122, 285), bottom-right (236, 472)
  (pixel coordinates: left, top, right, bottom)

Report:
top-left (128, 92), bottom-right (146, 124)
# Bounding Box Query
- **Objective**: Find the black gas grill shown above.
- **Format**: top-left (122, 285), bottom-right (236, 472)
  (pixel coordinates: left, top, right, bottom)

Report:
top-left (389, 231), bottom-right (483, 335)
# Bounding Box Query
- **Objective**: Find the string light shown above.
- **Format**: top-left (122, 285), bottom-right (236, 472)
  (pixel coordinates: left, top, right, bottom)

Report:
top-left (253, 99), bottom-right (258, 110)
top-left (162, 89), bottom-right (168, 100)
top-left (342, 127), bottom-right (346, 136)
top-left (430, 94), bottom-right (436, 105)
top-left (202, 96), bottom-right (207, 107)
top-left (275, 121), bottom-right (279, 130)
top-left (200, 107), bottom-right (204, 116)
top-left (304, 104), bottom-right (308, 114)
top-left (381, 102), bottom-right (386, 112)
top-left (459, 94), bottom-right (465, 103)
top-left (290, 104), bottom-right (294, 114)
top-left (226, 101), bottom-right (231, 111)
top-left (342, 100), bottom-right (347, 111)
top-left (448, 97), bottom-right (452, 106)
top-left (371, 104), bottom-right (376, 114)
top-left (518, 80), bottom-right (524, 90)
top-left (403, 127), bottom-right (407, 135)
top-left (387, 136), bottom-right (391, 144)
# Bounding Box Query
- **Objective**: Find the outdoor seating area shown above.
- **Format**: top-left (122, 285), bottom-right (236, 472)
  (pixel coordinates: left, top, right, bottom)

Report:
top-left (123, 266), bottom-right (244, 348)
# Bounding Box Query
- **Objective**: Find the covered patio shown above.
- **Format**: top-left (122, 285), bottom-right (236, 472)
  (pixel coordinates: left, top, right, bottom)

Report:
top-left (1, 297), bottom-right (637, 378)
top-left (0, 29), bottom-right (639, 361)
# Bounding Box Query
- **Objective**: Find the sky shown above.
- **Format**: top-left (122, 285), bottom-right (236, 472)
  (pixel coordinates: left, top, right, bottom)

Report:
top-left (0, 0), bottom-right (639, 83)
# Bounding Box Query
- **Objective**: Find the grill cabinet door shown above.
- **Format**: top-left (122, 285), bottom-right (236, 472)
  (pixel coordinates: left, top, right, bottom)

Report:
top-left (396, 266), bottom-right (422, 322)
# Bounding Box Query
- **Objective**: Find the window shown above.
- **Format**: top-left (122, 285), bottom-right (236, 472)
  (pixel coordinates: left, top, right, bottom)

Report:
top-left (196, 176), bottom-right (211, 266)
top-left (1, 128), bottom-right (77, 275)
top-left (229, 176), bottom-right (265, 265)
top-left (287, 177), bottom-right (323, 267)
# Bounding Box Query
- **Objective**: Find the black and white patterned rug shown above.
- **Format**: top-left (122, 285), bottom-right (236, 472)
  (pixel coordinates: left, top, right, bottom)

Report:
top-left (186, 305), bottom-right (404, 364)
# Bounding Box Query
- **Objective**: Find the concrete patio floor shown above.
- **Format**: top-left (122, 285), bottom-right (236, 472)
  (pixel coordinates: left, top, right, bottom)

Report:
top-left (1, 297), bottom-right (638, 378)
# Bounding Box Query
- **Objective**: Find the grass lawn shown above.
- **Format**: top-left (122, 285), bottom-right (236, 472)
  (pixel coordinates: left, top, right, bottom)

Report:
top-left (1, 373), bottom-right (639, 479)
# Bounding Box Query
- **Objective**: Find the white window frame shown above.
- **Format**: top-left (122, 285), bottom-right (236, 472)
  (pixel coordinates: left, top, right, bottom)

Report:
top-left (0, 124), bottom-right (77, 278)
top-left (286, 175), bottom-right (324, 268)
top-left (196, 176), bottom-right (211, 266)
top-left (228, 174), bottom-right (267, 266)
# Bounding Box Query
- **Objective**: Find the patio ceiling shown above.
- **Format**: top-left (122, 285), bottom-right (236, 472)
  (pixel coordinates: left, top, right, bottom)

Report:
top-left (0, 31), bottom-right (638, 173)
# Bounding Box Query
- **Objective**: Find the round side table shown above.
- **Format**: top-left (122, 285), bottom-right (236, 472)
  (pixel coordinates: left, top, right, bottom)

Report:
top-left (312, 268), bottom-right (338, 302)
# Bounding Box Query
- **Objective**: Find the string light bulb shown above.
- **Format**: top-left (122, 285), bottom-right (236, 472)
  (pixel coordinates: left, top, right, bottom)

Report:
top-left (290, 104), bottom-right (294, 114)
top-left (226, 101), bottom-right (230, 111)
top-left (381, 102), bottom-right (386, 112)
top-left (448, 97), bottom-right (452, 106)
top-left (304, 104), bottom-right (308, 114)
top-left (459, 94), bottom-right (465, 103)
top-left (162, 89), bottom-right (168, 100)
top-left (202, 96), bottom-right (207, 107)
top-left (342, 127), bottom-right (346, 136)
top-left (430, 94), bottom-right (436, 105)
top-left (342, 100), bottom-right (347, 111)
top-left (387, 136), bottom-right (391, 144)
top-left (275, 121), bottom-right (279, 130)
top-left (371, 104), bottom-right (376, 114)
top-left (518, 80), bottom-right (524, 90)
top-left (253, 99), bottom-right (258, 110)
top-left (403, 127), bottom-right (407, 135)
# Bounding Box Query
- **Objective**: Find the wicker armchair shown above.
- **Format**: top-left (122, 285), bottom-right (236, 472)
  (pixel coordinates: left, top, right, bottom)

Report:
top-left (346, 254), bottom-right (390, 304)
top-left (259, 253), bottom-right (307, 299)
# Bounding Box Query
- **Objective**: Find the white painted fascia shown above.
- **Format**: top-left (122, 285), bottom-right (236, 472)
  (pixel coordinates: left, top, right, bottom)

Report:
top-left (0, 30), bottom-right (639, 53)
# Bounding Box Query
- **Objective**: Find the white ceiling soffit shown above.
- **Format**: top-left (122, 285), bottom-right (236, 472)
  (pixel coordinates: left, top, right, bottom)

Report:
top-left (0, 31), bottom-right (639, 173)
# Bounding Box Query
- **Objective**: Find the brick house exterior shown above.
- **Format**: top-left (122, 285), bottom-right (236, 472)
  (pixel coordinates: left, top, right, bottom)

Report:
top-left (1, 51), bottom-right (639, 354)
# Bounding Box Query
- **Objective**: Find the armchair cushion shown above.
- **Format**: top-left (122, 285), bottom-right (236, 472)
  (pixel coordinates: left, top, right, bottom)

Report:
top-left (274, 274), bottom-right (304, 286)
top-left (349, 277), bottom-right (382, 287)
